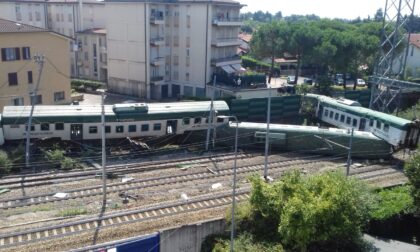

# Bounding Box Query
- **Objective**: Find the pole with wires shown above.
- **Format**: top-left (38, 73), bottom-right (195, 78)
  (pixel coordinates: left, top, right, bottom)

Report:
top-left (346, 128), bottom-right (354, 176)
top-left (263, 85), bottom-right (272, 181)
top-left (206, 75), bottom-right (216, 151)
top-left (25, 54), bottom-right (45, 172)
top-left (101, 93), bottom-right (107, 206)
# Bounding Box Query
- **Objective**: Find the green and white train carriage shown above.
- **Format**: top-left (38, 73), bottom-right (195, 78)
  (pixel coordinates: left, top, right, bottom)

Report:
top-left (0, 101), bottom-right (230, 143)
top-left (306, 94), bottom-right (420, 149)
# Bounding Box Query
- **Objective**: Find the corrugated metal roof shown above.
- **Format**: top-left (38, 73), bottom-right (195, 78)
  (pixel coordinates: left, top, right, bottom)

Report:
top-left (2, 101), bottom-right (229, 118)
top-left (306, 94), bottom-right (412, 127)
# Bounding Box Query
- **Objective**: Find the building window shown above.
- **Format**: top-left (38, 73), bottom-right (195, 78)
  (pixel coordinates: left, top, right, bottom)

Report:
top-left (68, 13), bottom-right (73, 22)
top-left (84, 51), bottom-right (89, 61)
top-left (68, 28), bottom-right (73, 37)
top-left (352, 119), bottom-right (357, 127)
top-left (8, 73), bottom-right (18, 85)
top-left (105, 125), bottom-right (111, 133)
top-left (35, 11), bottom-right (41, 21)
top-left (15, 4), bottom-right (22, 21)
top-left (173, 35), bottom-right (179, 47)
top-left (141, 124), bottom-right (149, 132)
top-left (56, 13), bottom-right (60, 22)
top-left (187, 15), bottom-right (191, 28)
top-left (27, 71), bottom-right (33, 84)
top-left (29, 12), bottom-right (33, 21)
top-left (84, 36), bottom-right (88, 46)
top-left (183, 118), bottom-right (190, 125)
top-left (186, 56), bottom-right (190, 67)
top-left (30, 94), bottom-right (42, 105)
top-left (116, 125), bottom-right (124, 133)
top-left (411, 46), bottom-right (414, 57)
top-left (173, 55), bottom-right (179, 65)
top-left (41, 123), bottom-right (50, 131)
top-left (54, 91), bottom-right (65, 102)
top-left (173, 70), bottom-right (179, 80)
top-left (129, 125), bottom-right (137, 132)
top-left (22, 47), bottom-right (31, 60)
top-left (93, 59), bottom-right (98, 73)
top-left (55, 123), bottom-right (64, 130)
top-left (12, 97), bottom-right (24, 106)
top-left (153, 123), bottom-right (161, 131)
top-left (61, 13), bottom-right (64, 22)
top-left (89, 126), bottom-right (98, 134)
top-left (93, 43), bottom-right (97, 57)
top-left (186, 37), bottom-right (190, 48)
top-left (1, 48), bottom-right (20, 61)
top-left (186, 72), bottom-right (190, 81)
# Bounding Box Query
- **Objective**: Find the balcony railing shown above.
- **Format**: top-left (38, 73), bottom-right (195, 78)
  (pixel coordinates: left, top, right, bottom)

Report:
top-left (150, 15), bottom-right (164, 24)
top-left (211, 56), bottom-right (241, 66)
top-left (151, 57), bottom-right (165, 66)
top-left (150, 76), bottom-right (164, 82)
top-left (150, 37), bottom-right (165, 46)
top-left (211, 38), bottom-right (242, 47)
top-left (212, 17), bottom-right (242, 26)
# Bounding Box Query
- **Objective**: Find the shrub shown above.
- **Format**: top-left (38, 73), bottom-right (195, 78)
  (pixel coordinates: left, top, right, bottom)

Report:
top-left (71, 79), bottom-right (104, 92)
top-left (0, 150), bottom-right (12, 176)
top-left (370, 186), bottom-right (414, 220)
top-left (61, 157), bottom-right (77, 170)
top-left (405, 154), bottom-right (420, 215)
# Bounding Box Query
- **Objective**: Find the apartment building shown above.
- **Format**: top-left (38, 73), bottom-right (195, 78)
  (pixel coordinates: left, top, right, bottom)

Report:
top-left (0, 0), bottom-right (106, 79)
top-left (76, 28), bottom-right (107, 81)
top-left (0, 18), bottom-right (71, 111)
top-left (106, 0), bottom-right (243, 99)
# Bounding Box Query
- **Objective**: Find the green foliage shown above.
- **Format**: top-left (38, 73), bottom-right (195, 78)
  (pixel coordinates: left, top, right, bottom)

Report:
top-left (247, 171), bottom-right (372, 251)
top-left (404, 154), bottom-right (420, 214)
top-left (61, 157), bottom-right (77, 170)
top-left (241, 55), bottom-right (271, 69)
top-left (45, 149), bottom-right (65, 164)
top-left (0, 150), bottom-right (12, 176)
top-left (370, 186), bottom-right (414, 220)
top-left (295, 84), bottom-right (313, 95)
top-left (71, 79), bottom-right (104, 92)
top-left (56, 208), bottom-right (88, 217)
top-left (210, 233), bottom-right (284, 252)
top-left (45, 147), bottom-right (79, 170)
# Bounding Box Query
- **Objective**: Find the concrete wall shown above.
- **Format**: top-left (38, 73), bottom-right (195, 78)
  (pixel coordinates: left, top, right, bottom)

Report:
top-left (160, 218), bottom-right (226, 252)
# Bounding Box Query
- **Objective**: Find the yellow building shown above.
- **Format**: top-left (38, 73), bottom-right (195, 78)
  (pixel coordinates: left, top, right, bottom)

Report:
top-left (0, 18), bottom-right (71, 111)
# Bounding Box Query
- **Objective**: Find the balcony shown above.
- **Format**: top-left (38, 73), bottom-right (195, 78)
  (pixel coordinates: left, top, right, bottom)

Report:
top-left (212, 17), bottom-right (242, 26)
top-left (212, 38), bottom-right (242, 47)
top-left (211, 56), bottom-right (241, 67)
top-left (150, 37), bottom-right (165, 46)
top-left (150, 57), bottom-right (165, 66)
top-left (150, 15), bottom-right (164, 25)
top-left (100, 46), bottom-right (107, 53)
top-left (150, 76), bottom-right (164, 84)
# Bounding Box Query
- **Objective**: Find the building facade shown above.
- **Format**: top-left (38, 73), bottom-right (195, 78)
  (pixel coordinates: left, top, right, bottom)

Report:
top-left (0, 19), bottom-right (71, 111)
top-left (76, 28), bottom-right (107, 81)
top-left (106, 0), bottom-right (243, 99)
top-left (405, 34), bottom-right (420, 78)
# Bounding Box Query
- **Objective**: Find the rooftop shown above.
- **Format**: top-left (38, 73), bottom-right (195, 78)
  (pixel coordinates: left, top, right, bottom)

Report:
top-left (0, 18), bottom-right (46, 33)
top-left (409, 33), bottom-right (420, 49)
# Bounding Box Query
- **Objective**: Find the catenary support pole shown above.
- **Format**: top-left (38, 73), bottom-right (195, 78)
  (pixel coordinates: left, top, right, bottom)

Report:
top-left (346, 128), bottom-right (354, 176)
top-left (263, 85), bottom-right (272, 180)
top-left (101, 93), bottom-right (107, 205)
top-left (206, 76), bottom-right (216, 151)
top-left (230, 116), bottom-right (238, 252)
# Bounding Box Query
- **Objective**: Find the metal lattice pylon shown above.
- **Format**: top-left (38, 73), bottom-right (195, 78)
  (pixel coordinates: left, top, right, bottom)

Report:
top-left (369, 0), bottom-right (416, 113)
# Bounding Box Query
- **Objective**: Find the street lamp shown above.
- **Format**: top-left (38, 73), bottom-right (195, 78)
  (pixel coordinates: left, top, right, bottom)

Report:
top-left (217, 115), bottom-right (238, 252)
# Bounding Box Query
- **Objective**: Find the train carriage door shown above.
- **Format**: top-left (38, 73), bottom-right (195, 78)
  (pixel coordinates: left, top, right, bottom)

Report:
top-left (166, 120), bottom-right (177, 134)
top-left (359, 118), bottom-right (366, 131)
top-left (70, 124), bottom-right (83, 140)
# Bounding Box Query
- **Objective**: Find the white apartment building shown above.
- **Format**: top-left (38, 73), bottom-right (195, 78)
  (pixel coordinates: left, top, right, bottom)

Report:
top-left (0, 0), bottom-right (106, 78)
top-left (106, 0), bottom-right (243, 99)
top-left (76, 28), bottom-right (107, 81)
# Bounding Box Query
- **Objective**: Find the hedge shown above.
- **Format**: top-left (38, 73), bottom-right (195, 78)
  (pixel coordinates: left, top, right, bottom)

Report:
top-left (71, 79), bottom-right (105, 92)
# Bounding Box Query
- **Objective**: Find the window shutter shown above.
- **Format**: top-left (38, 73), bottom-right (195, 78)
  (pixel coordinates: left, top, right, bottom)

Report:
top-left (15, 48), bottom-right (20, 60)
top-left (1, 48), bottom-right (6, 61)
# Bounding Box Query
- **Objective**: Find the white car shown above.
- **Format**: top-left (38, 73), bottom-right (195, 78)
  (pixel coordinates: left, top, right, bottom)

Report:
top-left (356, 79), bottom-right (366, 86)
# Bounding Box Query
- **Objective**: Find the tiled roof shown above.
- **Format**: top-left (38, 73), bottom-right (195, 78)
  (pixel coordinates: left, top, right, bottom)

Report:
top-left (0, 18), bottom-right (46, 33)
top-left (409, 34), bottom-right (420, 49)
top-left (238, 33), bottom-right (252, 43)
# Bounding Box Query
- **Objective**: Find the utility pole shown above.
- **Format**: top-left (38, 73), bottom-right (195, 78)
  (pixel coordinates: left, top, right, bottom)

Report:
top-left (263, 85), bottom-right (272, 180)
top-left (206, 76), bottom-right (216, 151)
top-left (101, 93), bottom-right (107, 206)
top-left (346, 128), bottom-right (354, 176)
top-left (25, 54), bottom-right (45, 172)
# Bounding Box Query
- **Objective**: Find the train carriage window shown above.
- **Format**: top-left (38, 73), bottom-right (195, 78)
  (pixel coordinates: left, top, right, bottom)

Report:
top-left (346, 117), bottom-right (351, 125)
top-left (89, 126), bottom-right (98, 134)
top-left (205, 118), bottom-right (209, 124)
top-left (141, 124), bottom-right (149, 132)
top-left (183, 118), bottom-right (190, 125)
top-left (324, 109), bottom-right (328, 117)
top-left (352, 119), bottom-right (357, 127)
top-left (10, 125), bottom-right (20, 128)
top-left (329, 111), bottom-right (333, 118)
top-left (217, 117), bottom-right (224, 123)
top-left (40, 123), bottom-right (50, 131)
top-left (116, 125), bottom-right (124, 133)
top-left (25, 125), bottom-right (35, 131)
top-left (369, 119), bottom-right (374, 127)
top-left (384, 124), bottom-right (389, 132)
top-left (153, 123), bottom-right (161, 131)
top-left (340, 114), bottom-right (345, 122)
top-left (376, 121), bottom-right (381, 129)
top-left (55, 123), bottom-right (64, 130)
top-left (194, 117), bottom-right (201, 124)
top-left (105, 125), bottom-right (111, 133)
top-left (128, 125), bottom-right (136, 132)
top-left (334, 113), bottom-right (339, 120)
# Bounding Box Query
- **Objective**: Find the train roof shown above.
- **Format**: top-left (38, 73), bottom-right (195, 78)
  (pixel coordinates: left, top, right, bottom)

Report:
top-left (1, 101), bottom-right (230, 124)
top-left (231, 122), bottom-right (384, 141)
top-left (305, 94), bottom-right (412, 128)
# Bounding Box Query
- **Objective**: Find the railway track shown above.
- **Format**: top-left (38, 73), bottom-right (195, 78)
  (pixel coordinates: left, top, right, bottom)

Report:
top-left (0, 152), bottom-right (255, 189)
top-left (0, 161), bottom-right (407, 249)
top-left (0, 155), bottom-right (330, 210)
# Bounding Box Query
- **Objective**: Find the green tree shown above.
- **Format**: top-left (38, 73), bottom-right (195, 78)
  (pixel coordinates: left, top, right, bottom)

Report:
top-left (374, 8), bottom-right (384, 22)
top-left (250, 21), bottom-right (287, 83)
top-left (0, 150), bottom-right (12, 176)
top-left (404, 154), bottom-right (420, 214)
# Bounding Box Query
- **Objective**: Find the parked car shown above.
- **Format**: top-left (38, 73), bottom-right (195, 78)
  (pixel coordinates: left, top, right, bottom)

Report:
top-left (335, 78), bottom-right (344, 85)
top-left (287, 76), bottom-right (296, 84)
top-left (356, 79), bottom-right (366, 86)
top-left (303, 78), bottom-right (313, 85)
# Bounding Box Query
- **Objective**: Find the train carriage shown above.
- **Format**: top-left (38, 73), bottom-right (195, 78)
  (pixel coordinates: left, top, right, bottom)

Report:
top-left (305, 94), bottom-right (420, 149)
top-left (0, 101), bottom-right (230, 143)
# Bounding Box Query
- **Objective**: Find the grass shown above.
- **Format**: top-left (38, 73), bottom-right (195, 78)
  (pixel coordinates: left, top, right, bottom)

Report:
top-left (56, 208), bottom-right (88, 217)
top-left (370, 186), bottom-right (414, 220)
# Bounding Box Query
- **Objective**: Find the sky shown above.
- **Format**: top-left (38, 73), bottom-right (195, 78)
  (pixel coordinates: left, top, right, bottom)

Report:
top-left (239, 0), bottom-right (419, 20)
